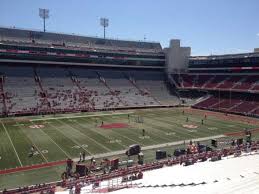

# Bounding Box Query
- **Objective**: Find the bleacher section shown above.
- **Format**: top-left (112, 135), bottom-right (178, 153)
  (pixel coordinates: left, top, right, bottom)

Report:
top-left (0, 66), bottom-right (48, 115)
top-left (172, 74), bottom-right (259, 92)
top-left (3, 28), bottom-right (259, 119)
top-left (193, 94), bottom-right (259, 116)
top-left (129, 71), bottom-right (180, 104)
top-left (98, 70), bottom-right (158, 107)
top-left (37, 67), bottom-right (86, 112)
top-left (0, 65), bottom-right (180, 116)
top-left (71, 68), bottom-right (123, 109)
top-left (170, 73), bottom-right (259, 116)
top-left (0, 78), bottom-right (5, 115)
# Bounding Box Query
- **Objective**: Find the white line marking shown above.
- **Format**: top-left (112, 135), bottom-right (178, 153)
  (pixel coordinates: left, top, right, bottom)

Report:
top-left (30, 112), bottom-right (134, 122)
top-left (38, 127), bottom-right (71, 158)
top-left (47, 121), bottom-right (94, 155)
top-left (16, 121), bottom-right (49, 163)
top-left (72, 134), bottom-right (226, 161)
top-left (99, 118), bottom-right (146, 145)
top-left (78, 117), bottom-right (127, 148)
top-left (1, 122), bottom-right (23, 167)
top-left (57, 119), bottom-right (111, 152)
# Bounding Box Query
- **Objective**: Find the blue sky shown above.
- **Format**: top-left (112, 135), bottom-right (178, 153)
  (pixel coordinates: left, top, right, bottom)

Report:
top-left (0, 0), bottom-right (259, 55)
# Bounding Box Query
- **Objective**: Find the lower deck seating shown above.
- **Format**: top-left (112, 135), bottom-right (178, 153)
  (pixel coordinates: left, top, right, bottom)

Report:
top-left (0, 65), bottom-right (180, 115)
top-left (98, 70), bottom-right (158, 107)
top-left (130, 71), bottom-right (180, 104)
top-left (71, 68), bottom-right (123, 109)
top-left (37, 67), bottom-right (88, 112)
top-left (0, 66), bottom-right (46, 114)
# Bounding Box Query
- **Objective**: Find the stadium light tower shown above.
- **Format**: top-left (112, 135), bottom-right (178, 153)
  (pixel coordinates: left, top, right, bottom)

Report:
top-left (39, 8), bottom-right (49, 32)
top-left (100, 18), bottom-right (109, 39)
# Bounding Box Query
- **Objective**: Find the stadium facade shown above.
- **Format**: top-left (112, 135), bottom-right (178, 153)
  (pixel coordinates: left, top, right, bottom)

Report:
top-left (0, 26), bottom-right (259, 117)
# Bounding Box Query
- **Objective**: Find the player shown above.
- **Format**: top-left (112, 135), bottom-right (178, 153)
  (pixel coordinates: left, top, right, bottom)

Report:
top-left (90, 157), bottom-right (95, 165)
top-left (79, 152), bottom-right (82, 162)
top-left (29, 145), bottom-right (35, 157)
top-left (186, 117), bottom-right (189, 122)
top-left (82, 151), bottom-right (86, 162)
top-left (201, 119), bottom-right (204, 125)
top-left (142, 129), bottom-right (145, 137)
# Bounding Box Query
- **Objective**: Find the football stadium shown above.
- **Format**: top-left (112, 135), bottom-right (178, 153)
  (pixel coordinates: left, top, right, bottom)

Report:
top-left (1, 1), bottom-right (259, 193)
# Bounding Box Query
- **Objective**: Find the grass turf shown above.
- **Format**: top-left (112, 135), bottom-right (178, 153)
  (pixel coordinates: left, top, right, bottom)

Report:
top-left (0, 108), bottom-right (258, 189)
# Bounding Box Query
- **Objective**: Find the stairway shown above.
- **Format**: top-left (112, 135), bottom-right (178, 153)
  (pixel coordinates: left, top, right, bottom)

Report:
top-left (209, 100), bottom-right (223, 109)
top-left (232, 77), bottom-right (247, 89)
top-left (0, 76), bottom-right (7, 115)
top-left (125, 73), bottom-right (161, 105)
top-left (67, 70), bottom-right (82, 90)
top-left (202, 75), bottom-right (216, 88)
top-left (123, 72), bottom-right (144, 95)
top-left (248, 106), bottom-right (259, 114)
top-left (168, 74), bottom-right (180, 88)
top-left (67, 69), bottom-right (95, 110)
top-left (96, 71), bottom-right (127, 106)
top-left (33, 68), bottom-right (51, 110)
top-left (214, 77), bottom-right (230, 89)
top-left (227, 101), bottom-right (243, 111)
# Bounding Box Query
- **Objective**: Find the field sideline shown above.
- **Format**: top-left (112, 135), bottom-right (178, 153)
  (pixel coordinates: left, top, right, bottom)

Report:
top-left (0, 107), bottom-right (258, 189)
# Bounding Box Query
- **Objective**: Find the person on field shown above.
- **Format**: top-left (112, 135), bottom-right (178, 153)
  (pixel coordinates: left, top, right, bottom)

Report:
top-left (29, 145), bottom-right (35, 157)
top-left (142, 129), bottom-right (145, 137)
top-left (82, 151), bottom-right (86, 162)
top-left (79, 152), bottom-right (82, 162)
top-left (90, 157), bottom-right (95, 165)
top-left (31, 145), bottom-right (35, 153)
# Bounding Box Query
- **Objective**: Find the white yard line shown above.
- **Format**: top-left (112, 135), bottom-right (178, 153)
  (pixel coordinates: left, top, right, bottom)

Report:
top-left (146, 115), bottom-right (213, 139)
top-left (78, 117), bottom-right (128, 148)
top-left (47, 121), bottom-right (94, 155)
top-left (99, 118), bottom-right (145, 145)
top-left (1, 122), bottom-right (23, 167)
top-left (38, 127), bottom-right (72, 159)
top-left (72, 134), bottom-right (226, 161)
top-left (16, 121), bottom-right (49, 163)
top-left (56, 119), bottom-right (111, 152)
top-left (29, 112), bottom-right (134, 122)
top-left (136, 118), bottom-right (179, 142)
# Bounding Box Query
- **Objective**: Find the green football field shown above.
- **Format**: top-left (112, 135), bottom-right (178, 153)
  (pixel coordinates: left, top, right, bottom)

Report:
top-left (0, 107), bottom-right (258, 189)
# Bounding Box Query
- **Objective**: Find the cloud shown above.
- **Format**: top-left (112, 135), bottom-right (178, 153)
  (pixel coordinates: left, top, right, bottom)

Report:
top-left (257, 33), bottom-right (259, 37)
